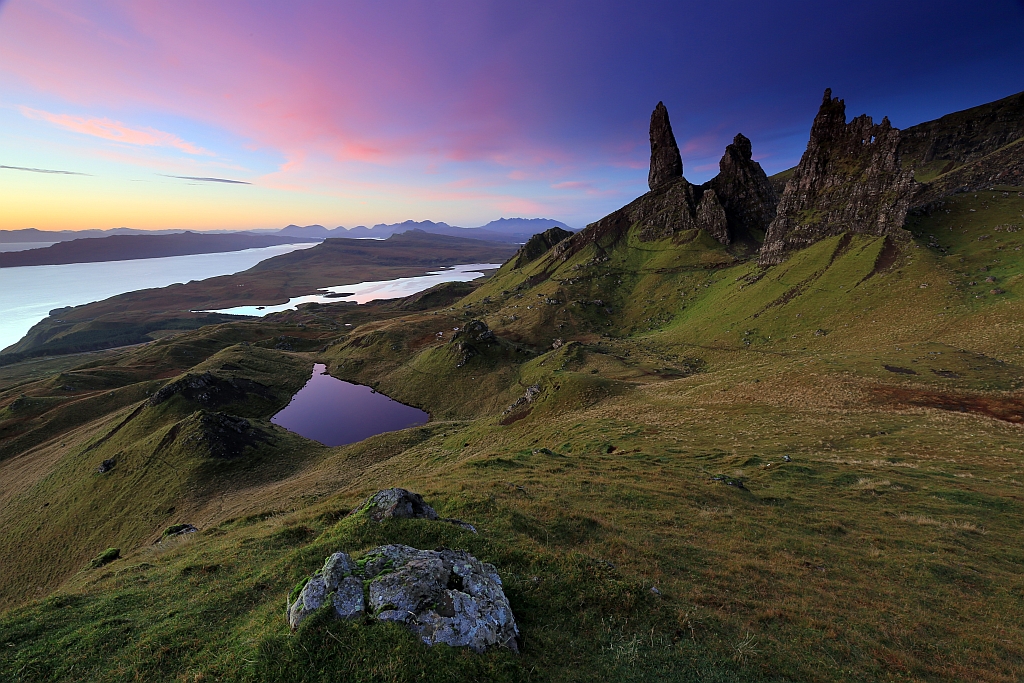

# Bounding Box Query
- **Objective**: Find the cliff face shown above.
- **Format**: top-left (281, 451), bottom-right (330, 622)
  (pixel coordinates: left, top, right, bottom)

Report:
top-left (759, 89), bottom-right (917, 266)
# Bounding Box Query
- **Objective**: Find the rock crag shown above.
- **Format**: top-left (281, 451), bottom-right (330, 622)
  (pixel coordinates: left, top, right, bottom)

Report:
top-left (287, 545), bottom-right (519, 653)
top-left (648, 101), bottom-right (683, 190)
top-left (759, 89), bottom-right (917, 266)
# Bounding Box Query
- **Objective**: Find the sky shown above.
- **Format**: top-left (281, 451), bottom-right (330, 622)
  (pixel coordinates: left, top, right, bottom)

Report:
top-left (1, 0), bottom-right (1022, 233)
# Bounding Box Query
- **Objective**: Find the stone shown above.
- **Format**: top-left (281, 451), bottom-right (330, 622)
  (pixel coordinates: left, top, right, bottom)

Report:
top-left (287, 545), bottom-right (519, 652)
top-left (553, 114), bottom-right (778, 259)
top-left (648, 102), bottom-right (684, 190)
top-left (355, 488), bottom-right (439, 522)
top-left (759, 89), bottom-right (917, 266)
top-left (287, 551), bottom-right (365, 629)
top-left (513, 227), bottom-right (573, 268)
top-left (97, 458), bottom-right (116, 474)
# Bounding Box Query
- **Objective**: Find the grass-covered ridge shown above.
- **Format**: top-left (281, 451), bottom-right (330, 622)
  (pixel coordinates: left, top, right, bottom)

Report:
top-left (1, 188), bottom-right (1024, 681)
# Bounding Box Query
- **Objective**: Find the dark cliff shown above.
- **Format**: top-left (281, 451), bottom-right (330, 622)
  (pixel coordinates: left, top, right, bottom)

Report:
top-left (759, 89), bottom-right (917, 266)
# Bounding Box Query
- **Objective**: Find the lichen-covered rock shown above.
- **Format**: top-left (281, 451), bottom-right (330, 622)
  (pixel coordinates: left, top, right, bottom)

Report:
top-left (287, 545), bottom-right (518, 652)
top-left (759, 89), bottom-right (917, 266)
top-left (356, 488), bottom-right (439, 522)
top-left (649, 101), bottom-right (684, 190)
top-left (287, 551), bottom-right (364, 629)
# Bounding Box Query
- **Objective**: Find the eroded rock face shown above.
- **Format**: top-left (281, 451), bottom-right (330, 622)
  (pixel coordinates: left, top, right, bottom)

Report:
top-left (759, 89), bottom-right (917, 266)
top-left (286, 545), bottom-right (519, 653)
top-left (648, 102), bottom-right (683, 190)
top-left (706, 133), bottom-right (779, 241)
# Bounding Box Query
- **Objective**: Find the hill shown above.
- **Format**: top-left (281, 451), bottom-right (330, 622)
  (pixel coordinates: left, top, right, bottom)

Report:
top-left (1, 91), bottom-right (1023, 682)
top-left (0, 232), bottom-right (320, 268)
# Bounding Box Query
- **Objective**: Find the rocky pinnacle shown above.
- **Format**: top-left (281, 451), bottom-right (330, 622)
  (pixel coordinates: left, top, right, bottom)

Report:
top-left (648, 102), bottom-right (683, 190)
top-left (758, 89), bottom-right (916, 266)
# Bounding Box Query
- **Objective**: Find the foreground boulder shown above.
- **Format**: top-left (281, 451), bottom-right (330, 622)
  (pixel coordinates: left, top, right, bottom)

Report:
top-left (287, 545), bottom-right (519, 653)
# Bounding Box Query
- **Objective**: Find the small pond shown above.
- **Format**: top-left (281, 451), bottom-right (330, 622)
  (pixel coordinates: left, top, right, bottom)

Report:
top-left (271, 364), bottom-right (428, 446)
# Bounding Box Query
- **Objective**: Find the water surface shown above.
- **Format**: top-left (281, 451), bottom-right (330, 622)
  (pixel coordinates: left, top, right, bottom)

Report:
top-left (204, 262), bottom-right (501, 316)
top-left (272, 364), bottom-right (428, 446)
top-left (0, 242), bottom-right (317, 352)
top-left (0, 242), bottom-right (57, 253)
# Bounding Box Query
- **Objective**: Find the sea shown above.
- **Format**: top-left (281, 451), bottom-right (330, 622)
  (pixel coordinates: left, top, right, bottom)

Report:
top-left (204, 263), bottom-right (501, 316)
top-left (0, 243), bottom-right (318, 352)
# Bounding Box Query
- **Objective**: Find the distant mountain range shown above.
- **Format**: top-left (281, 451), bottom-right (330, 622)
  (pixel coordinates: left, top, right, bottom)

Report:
top-left (276, 217), bottom-right (574, 243)
top-left (0, 218), bottom-right (576, 246)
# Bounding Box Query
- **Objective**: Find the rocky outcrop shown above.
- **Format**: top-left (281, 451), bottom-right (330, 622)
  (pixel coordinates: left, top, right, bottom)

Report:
top-left (180, 411), bottom-right (271, 459)
top-left (149, 372), bottom-right (271, 408)
top-left (759, 89), bottom-right (917, 266)
top-left (448, 320), bottom-right (497, 368)
top-left (512, 227), bottom-right (573, 268)
top-left (695, 189), bottom-right (729, 244)
top-left (287, 545), bottom-right (519, 653)
top-left (551, 103), bottom-right (779, 259)
top-left (648, 102), bottom-right (683, 190)
top-left (706, 134), bottom-right (779, 241)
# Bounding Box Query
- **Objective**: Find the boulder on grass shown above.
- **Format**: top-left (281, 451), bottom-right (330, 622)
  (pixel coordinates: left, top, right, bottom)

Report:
top-left (286, 544), bottom-right (519, 653)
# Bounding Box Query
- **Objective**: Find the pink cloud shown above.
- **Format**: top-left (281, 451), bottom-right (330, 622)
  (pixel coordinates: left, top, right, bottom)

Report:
top-left (20, 106), bottom-right (212, 155)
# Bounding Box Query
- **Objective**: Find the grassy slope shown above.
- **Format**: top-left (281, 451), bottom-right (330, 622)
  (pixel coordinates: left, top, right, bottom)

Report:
top-left (0, 190), bottom-right (1023, 681)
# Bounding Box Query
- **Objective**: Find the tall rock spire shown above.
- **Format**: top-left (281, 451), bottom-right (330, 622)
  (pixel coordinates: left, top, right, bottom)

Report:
top-left (758, 89), bottom-right (916, 266)
top-left (648, 102), bottom-right (683, 190)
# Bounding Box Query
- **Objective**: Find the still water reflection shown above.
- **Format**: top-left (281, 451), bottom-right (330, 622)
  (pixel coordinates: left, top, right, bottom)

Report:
top-left (271, 364), bottom-right (428, 446)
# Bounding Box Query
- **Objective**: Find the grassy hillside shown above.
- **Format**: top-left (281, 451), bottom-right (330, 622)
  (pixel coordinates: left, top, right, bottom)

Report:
top-left (1, 187), bottom-right (1023, 681)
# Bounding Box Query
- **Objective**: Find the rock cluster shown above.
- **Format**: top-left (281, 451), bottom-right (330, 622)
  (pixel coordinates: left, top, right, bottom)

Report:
top-left (181, 411), bottom-right (270, 459)
top-left (648, 102), bottom-right (684, 190)
top-left (706, 134), bottom-right (779, 242)
top-left (287, 545), bottom-right (520, 653)
top-left (759, 89), bottom-right (917, 266)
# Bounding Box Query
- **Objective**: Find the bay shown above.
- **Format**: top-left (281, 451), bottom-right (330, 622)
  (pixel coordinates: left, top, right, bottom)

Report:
top-left (204, 263), bottom-right (501, 316)
top-left (0, 242), bottom-right (318, 352)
